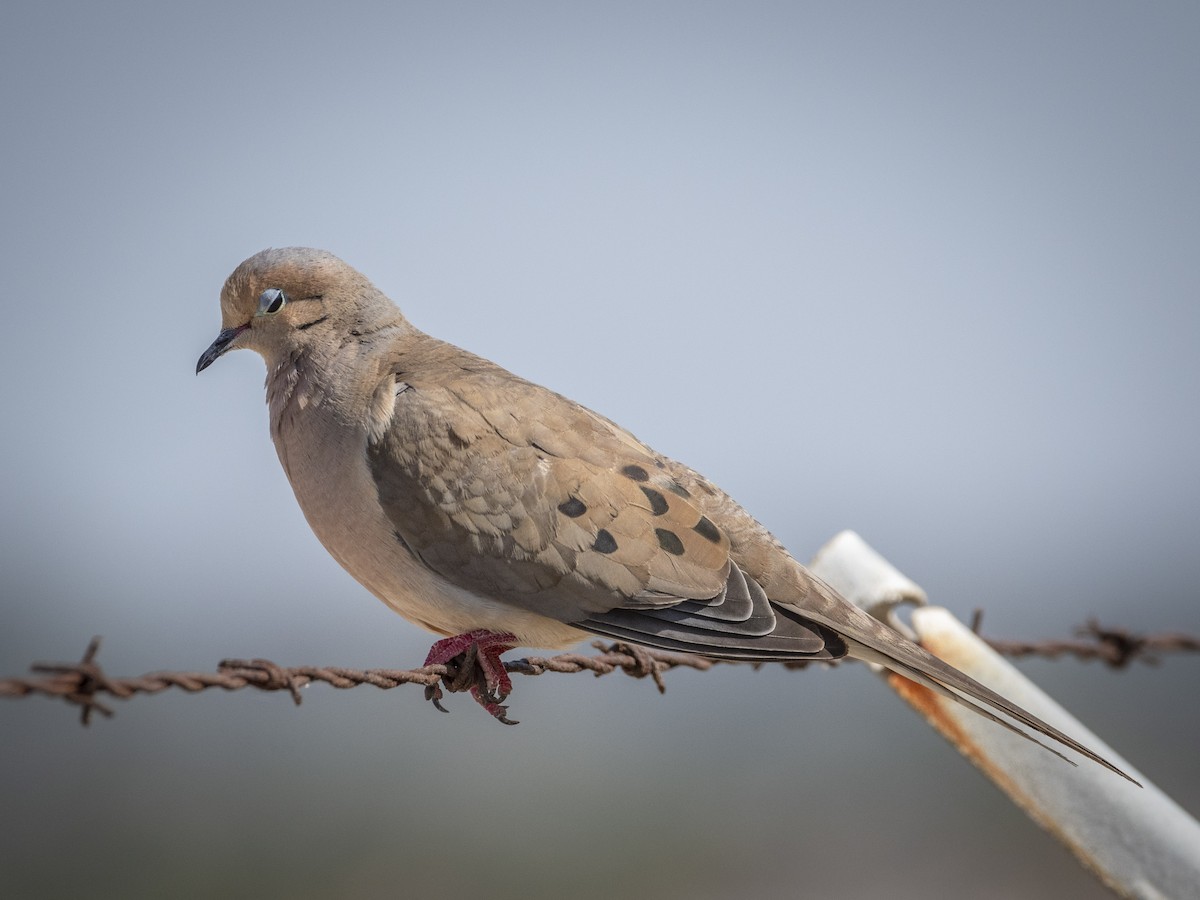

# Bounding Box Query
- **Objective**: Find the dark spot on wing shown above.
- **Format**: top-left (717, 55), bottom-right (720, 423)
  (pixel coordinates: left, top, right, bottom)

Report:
top-left (593, 529), bottom-right (618, 554)
top-left (656, 528), bottom-right (685, 556)
top-left (693, 516), bottom-right (722, 544)
top-left (558, 497), bottom-right (587, 518)
top-left (640, 486), bottom-right (669, 516)
top-left (667, 480), bottom-right (691, 498)
top-left (621, 464), bottom-right (650, 482)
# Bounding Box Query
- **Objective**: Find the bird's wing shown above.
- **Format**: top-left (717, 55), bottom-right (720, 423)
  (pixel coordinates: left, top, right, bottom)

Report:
top-left (364, 338), bottom-right (843, 661)
top-left (366, 338), bottom-right (1136, 782)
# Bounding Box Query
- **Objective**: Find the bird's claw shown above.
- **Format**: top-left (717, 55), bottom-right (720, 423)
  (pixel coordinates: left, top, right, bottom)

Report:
top-left (423, 630), bottom-right (519, 724)
top-left (424, 681), bottom-right (450, 713)
top-left (469, 686), bottom-right (518, 725)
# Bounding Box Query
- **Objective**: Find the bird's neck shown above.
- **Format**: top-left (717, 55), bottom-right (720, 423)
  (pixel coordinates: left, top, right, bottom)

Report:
top-left (264, 323), bottom-right (408, 439)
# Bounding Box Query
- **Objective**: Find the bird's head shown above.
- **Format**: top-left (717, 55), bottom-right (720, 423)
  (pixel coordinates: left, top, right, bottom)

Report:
top-left (197, 247), bottom-right (404, 373)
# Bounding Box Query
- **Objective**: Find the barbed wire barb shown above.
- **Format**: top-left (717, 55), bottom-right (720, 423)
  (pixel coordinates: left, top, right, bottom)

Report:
top-left (970, 611), bottom-right (1200, 668)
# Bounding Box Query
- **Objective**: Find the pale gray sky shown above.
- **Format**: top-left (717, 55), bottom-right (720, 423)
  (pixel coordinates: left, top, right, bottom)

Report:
top-left (2, 2), bottom-right (1198, 897)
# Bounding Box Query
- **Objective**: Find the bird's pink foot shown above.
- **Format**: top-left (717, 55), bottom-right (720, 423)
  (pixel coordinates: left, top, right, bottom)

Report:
top-left (423, 629), bottom-right (518, 724)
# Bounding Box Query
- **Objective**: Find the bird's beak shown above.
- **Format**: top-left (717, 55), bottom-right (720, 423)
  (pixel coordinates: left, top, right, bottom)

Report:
top-left (196, 323), bottom-right (250, 374)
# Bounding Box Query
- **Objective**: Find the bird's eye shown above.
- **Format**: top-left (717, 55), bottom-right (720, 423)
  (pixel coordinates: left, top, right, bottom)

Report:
top-left (258, 288), bottom-right (287, 315)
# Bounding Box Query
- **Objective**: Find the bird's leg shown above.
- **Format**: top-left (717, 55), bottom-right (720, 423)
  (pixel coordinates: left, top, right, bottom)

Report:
top-left (423, 629), bottom-right (518, 724)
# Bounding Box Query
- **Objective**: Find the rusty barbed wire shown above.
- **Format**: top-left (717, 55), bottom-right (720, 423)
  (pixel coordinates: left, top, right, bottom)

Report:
top-left (971, 612), bottom-right (1200, 668)
top-left (2, 621), bottom-right (1197, 725)
top-left (0, 636), bottom-right (715, 725)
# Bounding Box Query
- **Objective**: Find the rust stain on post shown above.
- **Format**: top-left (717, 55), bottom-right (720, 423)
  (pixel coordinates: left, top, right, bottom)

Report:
top-left (886, 671), bottom-right (1024, 800)
top-left (886, 661), bottom-right (1126, 897)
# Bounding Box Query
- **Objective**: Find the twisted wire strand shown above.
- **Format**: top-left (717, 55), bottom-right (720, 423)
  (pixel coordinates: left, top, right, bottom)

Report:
top-left (2, 622), bottom-right (1195, 725)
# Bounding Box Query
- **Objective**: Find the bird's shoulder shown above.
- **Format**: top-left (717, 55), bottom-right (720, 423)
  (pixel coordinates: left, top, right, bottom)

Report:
top-left (368, 330), bottom-right (654, 467)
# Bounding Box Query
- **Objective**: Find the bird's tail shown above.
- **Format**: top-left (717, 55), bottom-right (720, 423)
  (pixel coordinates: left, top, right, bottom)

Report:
top-left (795, 578), bottom-right (1140, 786)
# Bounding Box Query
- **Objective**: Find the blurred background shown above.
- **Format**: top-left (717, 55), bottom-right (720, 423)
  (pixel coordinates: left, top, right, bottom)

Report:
top-left (2, 2), bottom-right (1198, 897)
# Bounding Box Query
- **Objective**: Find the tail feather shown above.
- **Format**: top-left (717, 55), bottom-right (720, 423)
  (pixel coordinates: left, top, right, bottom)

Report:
top-left (796, 591), bottom-right (1140, 786)
top-left (847, 640), bottom-right (1079, 769)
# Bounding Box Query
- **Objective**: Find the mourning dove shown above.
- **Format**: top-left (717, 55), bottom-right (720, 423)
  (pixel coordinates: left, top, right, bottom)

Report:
top-left (198, 247), bottom-right (1134, 782)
